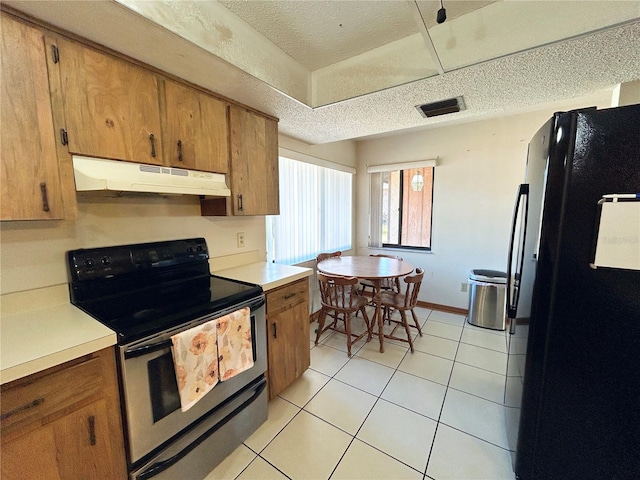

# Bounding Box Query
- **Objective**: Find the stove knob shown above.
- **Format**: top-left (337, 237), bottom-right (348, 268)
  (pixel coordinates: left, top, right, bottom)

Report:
top-left (187, 246), bottom-right (194, 253)
top-left (83, 258), bottom-right (95, 268)
top-left (100, 257), bottom-right (111, 266)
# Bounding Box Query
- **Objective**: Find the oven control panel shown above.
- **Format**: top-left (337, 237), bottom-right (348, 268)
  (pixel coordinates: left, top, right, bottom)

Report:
top-left (67, 238), bottom-right (209, 282)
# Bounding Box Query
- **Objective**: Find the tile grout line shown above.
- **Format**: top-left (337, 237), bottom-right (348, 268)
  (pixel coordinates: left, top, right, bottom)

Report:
top-left (422, 309), bottom-right (465, 478)
top-left (326, 345), bottom-right (431, 479)
top-left (244, 341), bottom-right (358, 480)
top-left (315, 317), bottom-right (433, 478)
top-left (258, 311), bottom-right (505, 479)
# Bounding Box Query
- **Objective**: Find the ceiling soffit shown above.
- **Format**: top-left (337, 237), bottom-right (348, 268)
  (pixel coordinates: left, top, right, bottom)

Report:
top-left (4, 0), bottom-right (639, 144)
top-left (117, 0), bottom-right (640, 107)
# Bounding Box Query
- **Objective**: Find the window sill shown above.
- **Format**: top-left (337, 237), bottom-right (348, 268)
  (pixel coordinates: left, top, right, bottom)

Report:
top-left (369, 246), bottom-right (433, 254)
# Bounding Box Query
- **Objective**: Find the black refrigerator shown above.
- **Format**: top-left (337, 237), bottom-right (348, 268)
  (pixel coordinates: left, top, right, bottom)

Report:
top-left (503, 104), bottom-right (640, 480)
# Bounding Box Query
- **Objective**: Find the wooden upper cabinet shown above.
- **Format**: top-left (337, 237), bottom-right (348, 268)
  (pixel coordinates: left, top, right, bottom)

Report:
top-left (161, 79), bottom-right (229, 173)
top-left (1, 13), bottom-right (64, 220)
top-left (229, 106), bottom-right (279, 216)
top-left (56, 37), bottom-right (163, 165)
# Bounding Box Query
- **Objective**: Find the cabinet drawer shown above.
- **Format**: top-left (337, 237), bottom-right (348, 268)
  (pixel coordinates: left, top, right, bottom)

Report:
top-left (266, 279), bottom-right (308, 316)
top-left (1, 355), bottom-right (104, 437)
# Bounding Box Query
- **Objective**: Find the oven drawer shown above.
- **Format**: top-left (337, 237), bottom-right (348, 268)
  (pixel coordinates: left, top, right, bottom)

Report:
top-left (1, 354), bottom-right (103, 436)
top-left (130, 376), bottom-right (267, 480)
top-left (267, 278), bottom-right (308, 315)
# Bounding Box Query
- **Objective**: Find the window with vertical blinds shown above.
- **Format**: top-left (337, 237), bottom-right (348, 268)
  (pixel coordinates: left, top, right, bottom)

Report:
top-left (267, 156), bottom-right (352, 265)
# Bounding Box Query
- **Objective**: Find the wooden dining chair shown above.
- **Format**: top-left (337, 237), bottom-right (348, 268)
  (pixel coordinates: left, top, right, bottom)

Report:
top-left (315, 273), bottom-right (371, 356)
top-left (359, 254), bottom-right (403, 297)
top-left (314, 251), bottom-right (342, 321)
top-left (316, 251), bottom-right (342, 263)
top-left (373, 267), bottom-right (424, 353)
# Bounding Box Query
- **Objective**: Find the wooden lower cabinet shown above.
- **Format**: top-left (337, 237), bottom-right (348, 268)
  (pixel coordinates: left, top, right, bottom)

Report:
top-left (266, 278), bottom-right (310, 399)
top-left (0, 348), bottom-right (127, 480)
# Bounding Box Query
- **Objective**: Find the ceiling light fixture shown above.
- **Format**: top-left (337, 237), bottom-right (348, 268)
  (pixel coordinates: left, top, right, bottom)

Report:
top-left (437, 0), bottom-right (447, 24)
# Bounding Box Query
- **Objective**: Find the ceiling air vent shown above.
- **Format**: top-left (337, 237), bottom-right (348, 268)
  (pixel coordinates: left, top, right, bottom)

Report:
top-left (416, 96), bottom-right (465, 118)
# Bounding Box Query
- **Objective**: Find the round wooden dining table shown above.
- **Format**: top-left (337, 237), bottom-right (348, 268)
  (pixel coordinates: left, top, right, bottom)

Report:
top-left (317, 255), bottom-right (414, 353)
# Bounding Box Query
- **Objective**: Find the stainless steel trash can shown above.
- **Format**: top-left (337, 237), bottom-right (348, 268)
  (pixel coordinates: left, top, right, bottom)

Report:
top-left (467, 269), bottom-right (507, 331)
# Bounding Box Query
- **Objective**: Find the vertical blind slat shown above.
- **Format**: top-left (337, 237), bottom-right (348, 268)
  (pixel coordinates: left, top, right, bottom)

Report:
top-left (267, 157), bottom-right (352, 265)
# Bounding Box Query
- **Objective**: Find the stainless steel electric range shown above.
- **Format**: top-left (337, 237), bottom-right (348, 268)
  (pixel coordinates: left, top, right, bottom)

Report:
top-left (67, 238), bottom-right (267, 480)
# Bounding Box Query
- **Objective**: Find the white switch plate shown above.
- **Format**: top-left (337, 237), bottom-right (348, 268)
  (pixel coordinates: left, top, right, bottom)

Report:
top-left (237, 232), bottom-right (245, 248)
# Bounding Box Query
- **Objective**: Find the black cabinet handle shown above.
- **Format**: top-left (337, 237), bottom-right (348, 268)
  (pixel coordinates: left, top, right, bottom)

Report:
top-left (149, 134), bottom-right (156, 158)
top-left (88, 415), bottom-right (96, 445)
top-left (272, 322), bottom-right (277, 338)
top-left (177, 140), bottom-right (183, 162)
top-left (238, 194), bottom-right (243, 211)
top-left (0, 397), bottom-right (45, 421)
top-left (284, 293), bottom-right (296, 300)
top-left (40, 182), bottom-right (50, 212)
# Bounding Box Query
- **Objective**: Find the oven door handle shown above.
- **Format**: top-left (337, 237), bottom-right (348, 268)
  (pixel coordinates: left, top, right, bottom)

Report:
top-left (125, 296), bottom-right (265, 359)
top-left (136, 378), bottom-right (267, 480)
top-left (124, 340), bottom-right (173, 359)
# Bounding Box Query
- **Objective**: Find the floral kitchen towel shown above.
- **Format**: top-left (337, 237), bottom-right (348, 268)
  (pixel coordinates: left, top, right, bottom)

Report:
top-left (217, 307), bottom-right (254, 381)
top-left (171, 318), bottom-right (219, 412)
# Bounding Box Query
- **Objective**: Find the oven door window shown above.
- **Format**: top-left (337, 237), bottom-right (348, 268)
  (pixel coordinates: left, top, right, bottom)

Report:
top-left (145, 313), bottom-right (258, 423)
top-left (148, 352), bottom-right (181, 423)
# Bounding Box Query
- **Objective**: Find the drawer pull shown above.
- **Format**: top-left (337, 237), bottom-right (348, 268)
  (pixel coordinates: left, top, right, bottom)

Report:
top-left (177, 139), bottom-right (183, 162)
top-left (284, 293), bottom-right (296, 300)
top-left (88, 415), bottom-right (96, 445)
top-left (0, 397), bottom-right (45, 421)
top-left (272, 322), bottom-right (277, 339)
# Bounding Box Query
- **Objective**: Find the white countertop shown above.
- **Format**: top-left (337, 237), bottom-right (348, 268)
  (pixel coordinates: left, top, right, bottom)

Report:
top-left (1, 285), bottom-right (116, 384)
top-left (0, 261), bottom-right (311, 385)
top-left (214, 262), bottom-right (312, 291)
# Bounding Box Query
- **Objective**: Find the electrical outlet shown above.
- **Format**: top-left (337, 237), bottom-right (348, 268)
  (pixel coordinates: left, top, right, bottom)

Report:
top-left (237, 232), bottom-right (245, 248)
top-left (460, 282), bottom-right (468, 293)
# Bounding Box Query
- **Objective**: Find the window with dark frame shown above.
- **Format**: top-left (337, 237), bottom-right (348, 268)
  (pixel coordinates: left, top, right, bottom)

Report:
top-left (372, 166), bottom-right (434, 250)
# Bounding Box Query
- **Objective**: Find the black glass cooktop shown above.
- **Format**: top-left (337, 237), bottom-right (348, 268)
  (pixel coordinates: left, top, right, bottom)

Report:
top-left (73, 275), bottom-right (261, 344)
top-left (67, 239), bottom-right (262, 344)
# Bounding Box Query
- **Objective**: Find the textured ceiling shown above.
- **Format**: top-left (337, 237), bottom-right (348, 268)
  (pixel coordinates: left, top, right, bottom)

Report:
top-left (219, 0), bottom-right (420, 71)
top-left (4, 0), bottom-right (640, 145)
top-left (218, 0), bottom-right (497, 70)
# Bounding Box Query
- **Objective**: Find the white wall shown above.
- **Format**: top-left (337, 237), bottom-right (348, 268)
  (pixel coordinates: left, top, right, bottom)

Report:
top-left (355, 97), bottom-right (612, 309)
top-left (0, 195), bottom-right (266, 295)
top-left (279, 134), bottom-right (357, 170)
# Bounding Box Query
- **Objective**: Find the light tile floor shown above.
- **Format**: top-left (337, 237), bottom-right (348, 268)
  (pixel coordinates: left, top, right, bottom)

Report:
top-left (206, 307), bottom-right (516, 480)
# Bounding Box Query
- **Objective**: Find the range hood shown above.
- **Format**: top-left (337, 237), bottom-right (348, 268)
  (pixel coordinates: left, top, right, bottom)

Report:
top-left (72, 156), bottom-right (230, 197)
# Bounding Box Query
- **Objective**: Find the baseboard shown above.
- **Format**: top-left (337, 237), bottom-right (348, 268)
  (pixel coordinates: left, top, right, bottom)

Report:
top-left (309, 310), bottom-right (321, 323)
top-left (309, 301), bottom-right (467, 322)
top-left (419, 301), bottom-right (468, 316)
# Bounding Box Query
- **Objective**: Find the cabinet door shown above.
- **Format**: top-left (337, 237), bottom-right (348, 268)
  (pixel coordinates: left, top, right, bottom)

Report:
top-left (0, 13), bottom-right (64, 220)
top-left (1, 400), bottom-right (125, 480)
top-left (57, 37), bottom-right (163, 165)
top-left (267, 300), bottom-right (310, 399)
top-left (229, 106), bottom-right (279, 215)
top-left (162, 80), bottom-right (228, 173)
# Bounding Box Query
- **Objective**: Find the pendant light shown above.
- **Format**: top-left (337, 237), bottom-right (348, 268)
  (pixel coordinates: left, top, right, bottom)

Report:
top-left (437, 0), bottom-right (446, 24)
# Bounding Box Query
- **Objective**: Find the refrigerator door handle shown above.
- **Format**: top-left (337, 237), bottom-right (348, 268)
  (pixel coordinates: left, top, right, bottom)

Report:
top-left (506, 183), bottom-right (530, 330)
